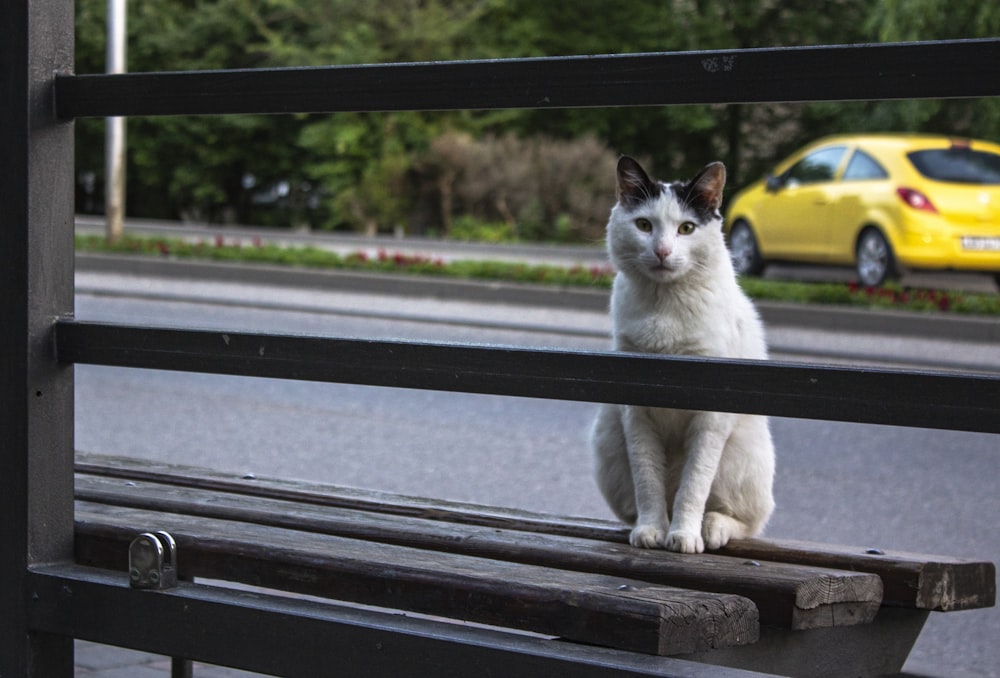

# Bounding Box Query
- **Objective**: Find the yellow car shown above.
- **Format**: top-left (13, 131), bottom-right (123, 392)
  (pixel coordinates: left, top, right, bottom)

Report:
top-left (724, 134), bottom-right (1000, 287)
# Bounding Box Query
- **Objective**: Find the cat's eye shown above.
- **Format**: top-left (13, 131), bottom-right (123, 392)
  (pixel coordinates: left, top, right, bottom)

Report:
top-left (678, 221), bottom-right (697, 235)
top-left (635, 218), bottom-right (653, 233)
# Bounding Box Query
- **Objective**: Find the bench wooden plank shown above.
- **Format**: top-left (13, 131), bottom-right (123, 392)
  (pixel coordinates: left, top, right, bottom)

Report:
top-left (78, 455), bottom-right (994, 614)
top-left (77, 455), bottom-right (598, 535)
top-left (717, 539), bottom-right (996, 612)
top-left (74, 501), bottom-right (758, 657)
top-left (76, 470), bottom-right (882, 630)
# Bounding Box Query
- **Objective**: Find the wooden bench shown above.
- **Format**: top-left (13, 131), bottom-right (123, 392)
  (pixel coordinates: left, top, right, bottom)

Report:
top-left (72, 454), bottom-right (994, 677)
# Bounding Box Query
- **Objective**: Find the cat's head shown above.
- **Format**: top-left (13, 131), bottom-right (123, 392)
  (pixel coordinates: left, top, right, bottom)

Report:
top-left (606, 156), bottom-right (727, 284)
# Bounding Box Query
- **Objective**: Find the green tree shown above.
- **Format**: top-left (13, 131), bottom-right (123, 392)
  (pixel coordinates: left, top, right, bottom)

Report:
top-left (478, 0), bottom-right (873, 187)
top-left (75, 1), bottom-right (1000, 235)
top-left (840, 0), bottom-right (1000, 142)
top-left (76, 0), bottom-right (313, 225)
top-left (230, 0), bottom-right (508, 232)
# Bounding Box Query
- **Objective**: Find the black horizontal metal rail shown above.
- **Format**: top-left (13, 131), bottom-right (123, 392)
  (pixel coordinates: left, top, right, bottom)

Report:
top-left (55, 320), bottom-right (1000, 434)
top-left (29, 563), bottom-right (698, 677)
top-left (55, 39), bottom-right (1000, 118)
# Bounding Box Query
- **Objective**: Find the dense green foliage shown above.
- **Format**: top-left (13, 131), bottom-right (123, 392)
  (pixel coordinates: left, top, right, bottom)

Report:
top-left (75, 1), bottom-right (1000, 240)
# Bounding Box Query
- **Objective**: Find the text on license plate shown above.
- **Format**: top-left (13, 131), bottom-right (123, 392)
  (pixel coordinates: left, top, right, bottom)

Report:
top-left (961, 236), bottom-right (1000, 251)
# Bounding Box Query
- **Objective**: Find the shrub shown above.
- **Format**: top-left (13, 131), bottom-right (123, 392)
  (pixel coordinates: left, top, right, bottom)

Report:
top-left (420, 131), bottom-right (618, 243)
top-left (447, 215), bottom-right (518, 242)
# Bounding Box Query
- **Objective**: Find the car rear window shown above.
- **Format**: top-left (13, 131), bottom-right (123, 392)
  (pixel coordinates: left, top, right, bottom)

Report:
top-left (907, 148), bottom-right (1000, 185)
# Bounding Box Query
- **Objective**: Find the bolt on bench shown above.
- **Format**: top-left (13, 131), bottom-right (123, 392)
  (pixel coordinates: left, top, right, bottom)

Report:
top-left (4, 3), bottom-right (999, 675)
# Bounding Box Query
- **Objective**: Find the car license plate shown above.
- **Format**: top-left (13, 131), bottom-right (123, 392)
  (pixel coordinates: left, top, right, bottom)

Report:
top-left (961, 236), bottom-right (1000, 251)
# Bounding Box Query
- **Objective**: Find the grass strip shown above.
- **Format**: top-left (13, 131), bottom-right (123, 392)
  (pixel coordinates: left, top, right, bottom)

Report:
top-left (76, 233), bottom-right (999, 316)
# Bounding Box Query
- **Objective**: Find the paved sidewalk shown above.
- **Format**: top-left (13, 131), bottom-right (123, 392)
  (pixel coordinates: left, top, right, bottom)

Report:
top-left (76, 251), bottom-right (1000, 344)
top-left (75, 641), bottom-right (264, 677)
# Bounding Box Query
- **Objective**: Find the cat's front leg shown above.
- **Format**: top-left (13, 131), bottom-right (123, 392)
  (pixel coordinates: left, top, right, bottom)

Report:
top-left (623, 406), bottom-right (670, 548)
top-left (666, 412), bottom-right (734, 554)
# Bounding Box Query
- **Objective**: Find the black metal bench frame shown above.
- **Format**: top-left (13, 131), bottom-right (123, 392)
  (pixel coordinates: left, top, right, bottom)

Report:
top-left (3, 2), bottom-right (998, 675)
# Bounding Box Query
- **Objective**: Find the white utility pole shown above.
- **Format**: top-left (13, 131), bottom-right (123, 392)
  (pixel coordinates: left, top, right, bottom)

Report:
top-left (105, 0), bottom-right (127, 242)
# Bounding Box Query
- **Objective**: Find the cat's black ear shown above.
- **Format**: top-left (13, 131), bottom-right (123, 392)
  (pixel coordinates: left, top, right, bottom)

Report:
top-left (685, 162), bottom-right (726, 212)
top-left (616, 156), bottom-right (659, 208)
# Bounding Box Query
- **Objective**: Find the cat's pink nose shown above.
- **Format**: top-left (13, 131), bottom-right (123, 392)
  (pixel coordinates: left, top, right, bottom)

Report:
top-left (655, 244), bottom-right (672, 262)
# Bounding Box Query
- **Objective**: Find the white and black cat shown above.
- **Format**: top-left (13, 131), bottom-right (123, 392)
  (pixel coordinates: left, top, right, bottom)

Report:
top-left (591, 156), bottom-right (775, 553)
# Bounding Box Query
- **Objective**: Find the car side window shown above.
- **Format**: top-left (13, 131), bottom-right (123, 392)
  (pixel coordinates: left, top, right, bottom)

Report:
top-left (842, 149), bottom-right (889, 180)
top-left (783, 146), bottom-right (847, 186)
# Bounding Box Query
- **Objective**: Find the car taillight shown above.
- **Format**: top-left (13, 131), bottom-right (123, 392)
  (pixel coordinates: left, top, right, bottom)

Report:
top-left (896, 187), bottom-right (938, 213)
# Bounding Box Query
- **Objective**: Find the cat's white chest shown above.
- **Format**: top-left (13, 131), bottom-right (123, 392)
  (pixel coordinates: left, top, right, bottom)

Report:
top-left (612, 286), bottom-right (721, 356)
top-left (610, 271), bottom-right (764, 360)
top-left (617, 313), bottom-right (699, 355)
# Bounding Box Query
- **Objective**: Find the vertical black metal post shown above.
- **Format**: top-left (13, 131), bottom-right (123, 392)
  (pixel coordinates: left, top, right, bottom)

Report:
top-left (1, 0), bottom-right (77, 675)
top-left (172, 657), bottom-right (195, 677)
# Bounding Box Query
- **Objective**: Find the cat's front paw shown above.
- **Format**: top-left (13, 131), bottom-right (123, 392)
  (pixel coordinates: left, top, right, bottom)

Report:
top-left (665, 529), bottom-right (705, 554)
top-left (629, 523), bottom-right (667, 548)
top-left (703, 512), bottom-right (746, 551)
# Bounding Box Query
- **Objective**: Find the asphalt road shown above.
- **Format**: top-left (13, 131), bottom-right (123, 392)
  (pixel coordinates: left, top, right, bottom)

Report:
top-left (73, 268), bottom-right (1000, 677)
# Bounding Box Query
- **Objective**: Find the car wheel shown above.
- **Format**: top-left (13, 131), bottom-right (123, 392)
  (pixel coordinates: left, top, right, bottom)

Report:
top-left (855, 229), bottom-right (897, 287)
top-left (728, 220), bottom-right (766, 276)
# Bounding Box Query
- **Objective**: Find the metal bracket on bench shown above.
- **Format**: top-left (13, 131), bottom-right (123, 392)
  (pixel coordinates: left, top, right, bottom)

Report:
top-left (129, 531), bottom-right (178, 590)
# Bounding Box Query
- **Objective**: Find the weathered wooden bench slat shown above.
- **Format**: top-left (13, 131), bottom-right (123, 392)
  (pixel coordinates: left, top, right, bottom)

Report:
top-left (77, 455), bottom-right (598, 536)
top-left (76, 464), bottom-right (882, 631)
top-left (75, 501), bottom-right (759, 657)
top-left (77, 455), bottom-right (994, 615)
top-left (718, 539), bottom-right (996, 612)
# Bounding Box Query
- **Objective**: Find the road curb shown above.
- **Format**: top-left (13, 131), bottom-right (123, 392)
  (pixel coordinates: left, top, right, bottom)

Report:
top-left (76, 252), bottom-right (1000, 343)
